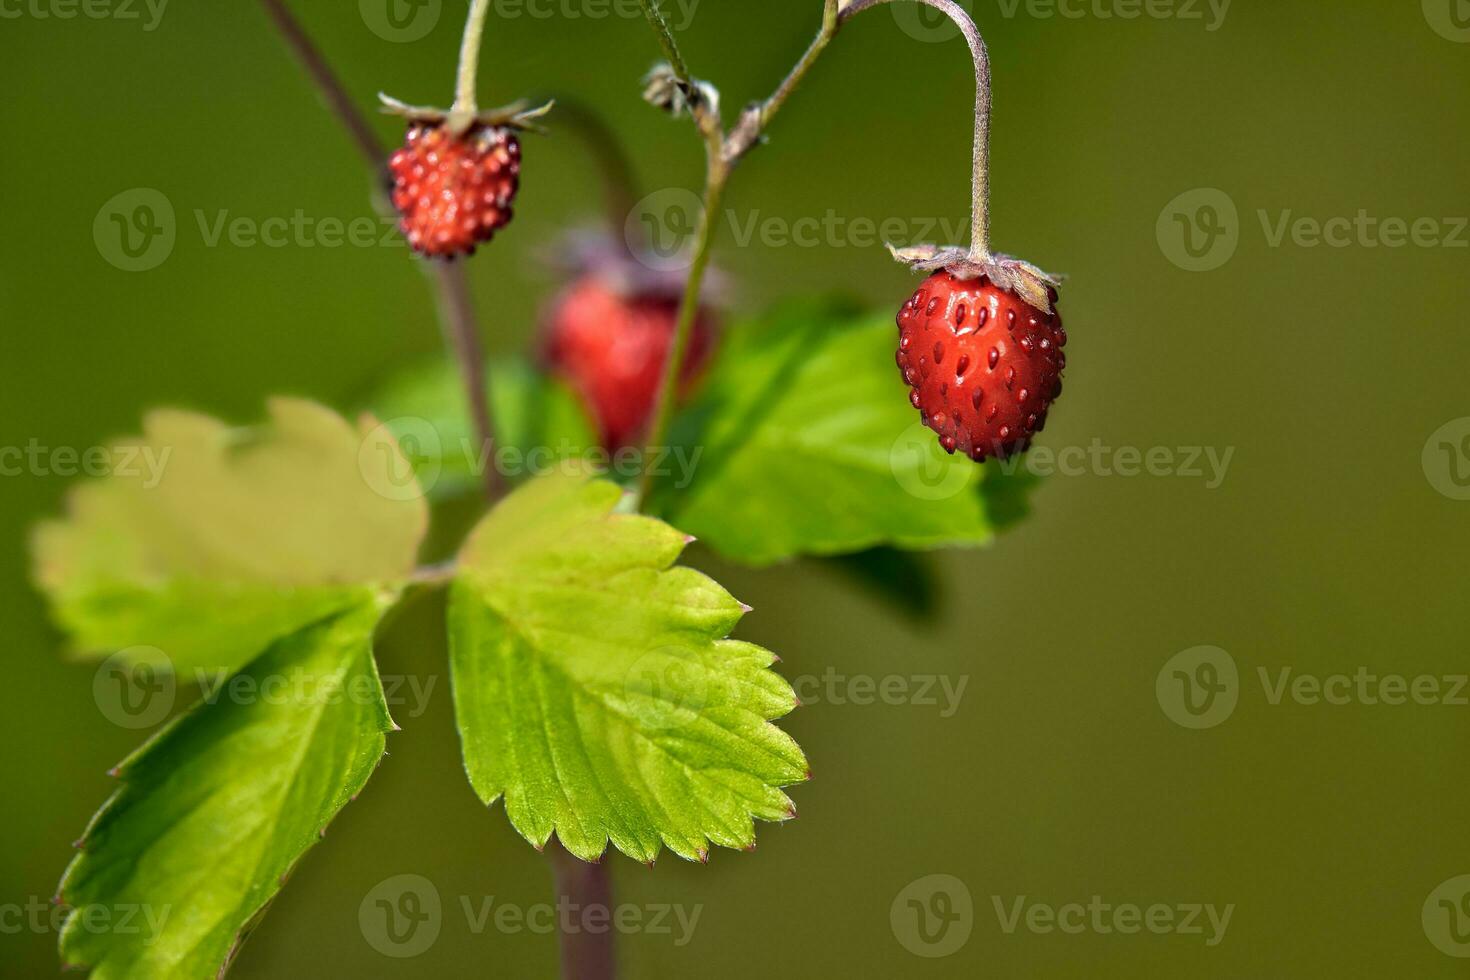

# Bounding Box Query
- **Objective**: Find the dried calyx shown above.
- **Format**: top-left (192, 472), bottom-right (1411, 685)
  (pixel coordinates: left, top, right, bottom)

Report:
top-left (889, 244), bottom-right (1061, 315)
top-left (378, 94), bottom-right (554, 135)
top-left (641, 63), bottom-right (721, 123)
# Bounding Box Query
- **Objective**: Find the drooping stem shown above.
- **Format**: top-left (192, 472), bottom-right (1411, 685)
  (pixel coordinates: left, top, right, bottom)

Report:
top-left (633, 0), bottom-right (995, 503)
top-left (635, 0), bottom-right (693, 87)
top-left (839, 0), bottom-right (992, 258)
top-left (450, 0), bottom-right (494, 132)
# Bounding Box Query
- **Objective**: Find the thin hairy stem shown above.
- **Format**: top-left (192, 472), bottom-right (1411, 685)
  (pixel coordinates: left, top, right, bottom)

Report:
top-left (636, 0), bottom-right (692, 84)
top-left (637, 1), bottom-right (723, 152)
top-left (839, 0), bottom-right (991, 257)
top-left (450, 0), bottom-right (494, 131)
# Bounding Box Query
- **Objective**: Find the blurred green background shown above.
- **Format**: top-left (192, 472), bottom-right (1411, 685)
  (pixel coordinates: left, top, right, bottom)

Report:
top-left (4, 0), bottom-right (1470, 976)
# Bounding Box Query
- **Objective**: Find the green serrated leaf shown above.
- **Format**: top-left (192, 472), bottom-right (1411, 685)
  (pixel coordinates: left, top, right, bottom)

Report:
top-left (31, 399), bottom-right (427, 672)
top-left (651, 300), bottom-right (1038, 565)
top-left (367, 355), bottom-right (598, 500)
top-left (58, 598), bottom-right (396, 979)
top-left (448, 471), bottom-right (808, 864)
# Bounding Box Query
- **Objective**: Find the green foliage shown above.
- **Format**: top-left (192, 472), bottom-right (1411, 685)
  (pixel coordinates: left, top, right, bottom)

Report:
top-left (367, 355), bottom-right (596, 501)
top-left (31, 399), bottom-right (427, 672)
top-left (819, 547), bottom-right (942, 622)
top-left (650, 300), bottom-right (1037, 565)
top-left (57, 599), bottom-right (396, 979)
top-left (449, 471), bottom-right (807, 863)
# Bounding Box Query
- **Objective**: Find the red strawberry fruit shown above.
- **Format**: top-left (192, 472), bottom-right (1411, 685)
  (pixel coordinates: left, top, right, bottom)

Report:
top-left (389, 123), bottom-right (520, 258)
top-left (896, 269), bottom-right (1066, 462)
top-left (543, 274), bottom-right (717, 450)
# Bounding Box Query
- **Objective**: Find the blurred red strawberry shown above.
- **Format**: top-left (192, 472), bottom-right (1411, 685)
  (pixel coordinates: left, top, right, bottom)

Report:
top-left (542, 255), bottom-right (718, 449)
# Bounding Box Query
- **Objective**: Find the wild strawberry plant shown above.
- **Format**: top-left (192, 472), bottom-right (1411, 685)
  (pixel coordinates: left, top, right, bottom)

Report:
top-left (32, 0), bottom-right (1064, 976)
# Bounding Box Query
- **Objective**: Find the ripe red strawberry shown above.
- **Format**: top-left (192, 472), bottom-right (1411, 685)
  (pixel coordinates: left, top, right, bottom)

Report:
top-left (389, 123), bottom-right (520, 258)
top-left (896, 270), bottom-right (1066, 461)
top-left (543, 275), bottom-right (717, 450)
